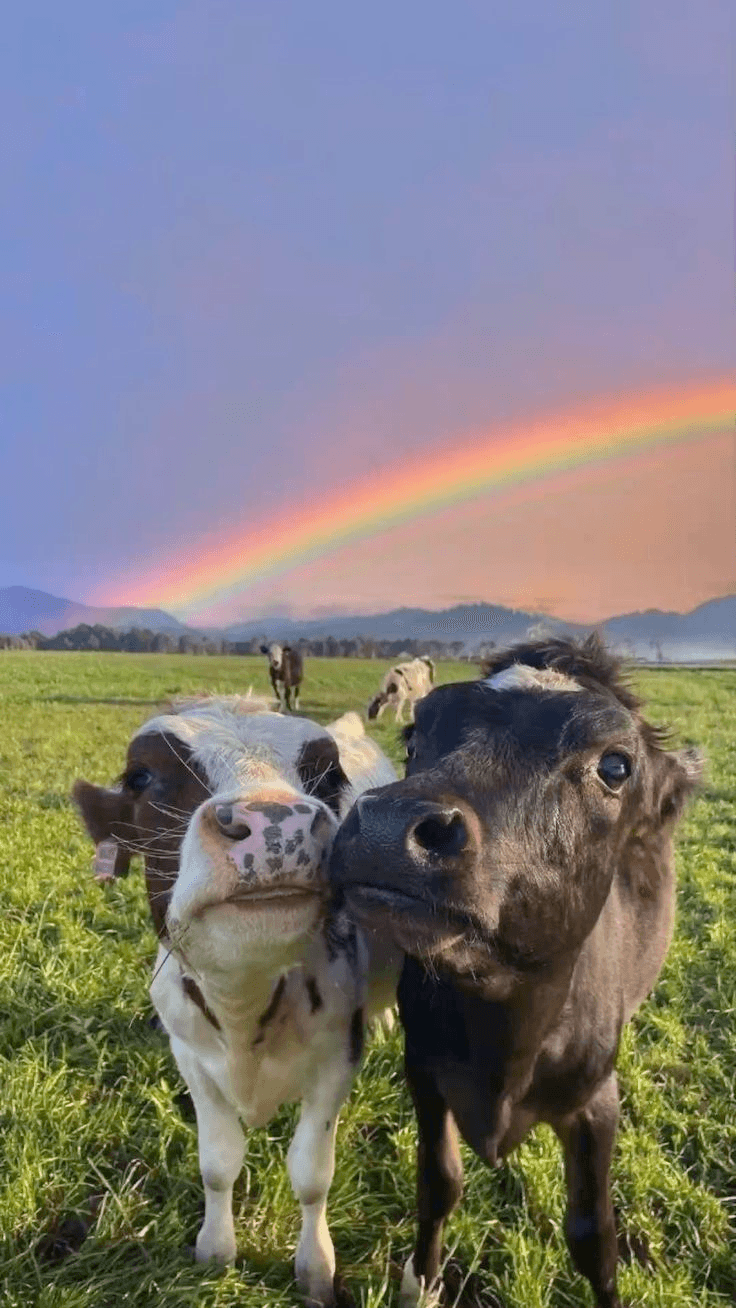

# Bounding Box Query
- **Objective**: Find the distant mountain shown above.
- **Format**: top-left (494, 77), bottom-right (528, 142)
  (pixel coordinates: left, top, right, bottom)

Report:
top-left (601, 595), bottom-right (736, 660)
top-left (0, 586), bottom-right (188, 637)
top-left (222, 602), bottom-right (586, 645)
top-left (2, 586), bottom-right (734, 659)
top-left (223, 596), bottom-right (736, 660)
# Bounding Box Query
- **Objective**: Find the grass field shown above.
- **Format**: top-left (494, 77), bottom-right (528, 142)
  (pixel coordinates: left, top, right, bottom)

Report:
top-left (0, 652), bottom-right (734, 1308)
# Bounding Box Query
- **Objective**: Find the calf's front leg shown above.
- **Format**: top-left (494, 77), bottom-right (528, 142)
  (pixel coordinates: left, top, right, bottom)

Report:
top-left (171, 1038), bottom-right (245, 1265)
top-left (401, 1059), bottom-right (463, 1307)
top-left (269, 671), bottom-right (284, 710)
top-left (287, 1061), bottom-right (358, 1307)
top-left (556, 1072), bottom-right (621, 1308)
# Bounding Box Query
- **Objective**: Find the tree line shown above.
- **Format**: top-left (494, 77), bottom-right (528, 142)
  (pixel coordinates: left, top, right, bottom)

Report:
top-left (0, 623), bottom-right (486, 660)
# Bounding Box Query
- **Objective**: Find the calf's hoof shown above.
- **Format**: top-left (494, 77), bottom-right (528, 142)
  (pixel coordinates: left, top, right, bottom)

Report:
top-left (296, 1256), bottom-right (336, 1307)
top-left (399, 1257), bottom-right (441, 1307)
top-left (194, 1229), bottom-right (237, 1266)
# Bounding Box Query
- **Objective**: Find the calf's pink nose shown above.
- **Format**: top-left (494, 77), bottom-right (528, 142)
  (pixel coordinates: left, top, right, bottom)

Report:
top-left (211, 798), bottom-right (322, 847)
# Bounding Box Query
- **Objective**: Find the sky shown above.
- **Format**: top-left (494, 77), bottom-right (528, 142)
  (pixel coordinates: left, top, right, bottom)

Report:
top-left (1, 1), bottom-right (734, 625)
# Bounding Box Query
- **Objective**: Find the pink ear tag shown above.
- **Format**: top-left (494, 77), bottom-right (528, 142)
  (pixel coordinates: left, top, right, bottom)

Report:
top-left (93, 840), bottom-right (119, 882)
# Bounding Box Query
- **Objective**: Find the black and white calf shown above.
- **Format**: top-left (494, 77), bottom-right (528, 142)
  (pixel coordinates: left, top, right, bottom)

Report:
top-left (73, 698), bottom-right (400, 1307)
top-left (367, 657), bottom-right (435, 724)
top-left (331, 636), bottom-right (702, 1308)
top-left (261, 643), bottom-right (304, 711)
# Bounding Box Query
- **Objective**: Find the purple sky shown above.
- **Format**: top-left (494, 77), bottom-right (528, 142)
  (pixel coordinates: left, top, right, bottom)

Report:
top-left (1, 2), bottom-right (733, 618)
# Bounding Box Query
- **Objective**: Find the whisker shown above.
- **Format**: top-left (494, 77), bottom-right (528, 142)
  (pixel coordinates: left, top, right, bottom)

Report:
top-left (161, 735), bottom-right (213, 796)
top-left (148, 801), bottom-right (195, 823)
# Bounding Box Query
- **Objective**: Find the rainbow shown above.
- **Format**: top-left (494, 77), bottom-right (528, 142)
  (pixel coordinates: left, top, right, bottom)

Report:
top-left (103, 380), bottom-right (735, 616)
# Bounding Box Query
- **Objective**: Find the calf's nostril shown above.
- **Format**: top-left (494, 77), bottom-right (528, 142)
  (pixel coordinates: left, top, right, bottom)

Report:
top-left (213, 804), bottom-right (252, 841)
top-left (411, 809), bottom-right (468, 858)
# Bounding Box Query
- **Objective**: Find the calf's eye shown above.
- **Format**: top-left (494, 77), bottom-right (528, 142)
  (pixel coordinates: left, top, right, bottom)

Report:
top-left (597, 753), bottom-right (631, 789)
top-left (125, 767), bottom-right (153, 793)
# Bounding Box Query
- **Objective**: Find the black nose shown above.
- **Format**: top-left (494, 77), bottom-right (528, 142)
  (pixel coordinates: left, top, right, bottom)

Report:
top-left (408, 806), bottom-right (468, 858)
top-left (213, 803), bottom-right (252, 841)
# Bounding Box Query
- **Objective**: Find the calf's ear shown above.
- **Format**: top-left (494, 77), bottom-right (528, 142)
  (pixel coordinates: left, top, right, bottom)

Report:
top-left (296, 736), bottom-right (350, 814)
top-left (72, 779), bottom-right (134, 844)
top-left (657, 746), bottom-right (704, 825)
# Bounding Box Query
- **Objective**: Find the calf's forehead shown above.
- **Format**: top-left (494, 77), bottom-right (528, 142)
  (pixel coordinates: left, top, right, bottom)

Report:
top-left (129, 708), bottom-right (330, 792)
top-left (414, 679), bottom-right (635, 761)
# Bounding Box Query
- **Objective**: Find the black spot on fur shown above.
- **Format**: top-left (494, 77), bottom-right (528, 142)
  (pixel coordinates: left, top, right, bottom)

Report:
top-left (249, 802), bottom-right (294, 823)
top-left (264, 824), bottom-right (283, 853)
top-left (325, 914), bottom-right (359, 965)
top-left (296, 736), bottom-right (349, 815)
top-left (349, 1007), bottom-right (364, 1063)
top-left (181, 976), bottom-right (221, 1031)
top-left (253, 975), bottom-right (286, 1046)
top-left (306, 976), bottom-right (323, 1012)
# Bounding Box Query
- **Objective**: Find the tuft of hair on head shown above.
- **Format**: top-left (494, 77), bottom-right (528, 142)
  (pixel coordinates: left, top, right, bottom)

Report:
top-left (481, 632), bottom-right (641, 712)
top-left (164, 691), bottom-right (275, 718)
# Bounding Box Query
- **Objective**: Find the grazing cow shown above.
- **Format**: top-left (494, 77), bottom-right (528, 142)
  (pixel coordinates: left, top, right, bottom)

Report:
top-left (73, 697), bottom-right (400, 1307)
top-left (261, 642), bottom-right (304, 711)
top-left (367, 656), bottom-right (435, 724)
top-left (330, 636), bottom-right (702, 1308)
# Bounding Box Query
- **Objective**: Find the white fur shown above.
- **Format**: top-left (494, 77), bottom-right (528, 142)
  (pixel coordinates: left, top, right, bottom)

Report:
top-left (327, 710), bottom-right (398, 813)
top-left (136, 699), bottom-right (328, 794)
top-left (369, 658), bottom-right (434, 724)
top-left (485, 663), bottom-right (583, 694)
top-left (145, 700), bottom-right (401, 1305)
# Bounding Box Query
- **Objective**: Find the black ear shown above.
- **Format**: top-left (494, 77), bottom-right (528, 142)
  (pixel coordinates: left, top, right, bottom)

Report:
top-left (296, 736), bottom-right (350, 814)
top-left (260, 645), bottom-right (269, 654)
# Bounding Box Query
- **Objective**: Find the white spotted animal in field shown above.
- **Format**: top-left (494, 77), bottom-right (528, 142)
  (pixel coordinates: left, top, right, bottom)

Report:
top-left (367, 656), bottom-right (435, 724)
top-left (73, 698), bottom-right (400, 1308)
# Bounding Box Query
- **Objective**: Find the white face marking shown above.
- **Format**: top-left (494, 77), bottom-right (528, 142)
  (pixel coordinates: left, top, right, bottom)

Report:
top-left (485, 663), bottom-right (583, 694)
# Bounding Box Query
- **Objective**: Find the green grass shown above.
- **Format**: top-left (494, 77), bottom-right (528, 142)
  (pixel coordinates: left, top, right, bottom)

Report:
top-left (0, 652), bottom-right (733, 1307)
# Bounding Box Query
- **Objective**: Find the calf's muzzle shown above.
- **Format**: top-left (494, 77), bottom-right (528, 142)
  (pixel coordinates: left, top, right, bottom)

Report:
top-left (331, 785), bottom-right (476, 894)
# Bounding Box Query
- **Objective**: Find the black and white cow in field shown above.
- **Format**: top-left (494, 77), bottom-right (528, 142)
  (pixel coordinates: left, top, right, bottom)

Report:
top-left (330, 636), bottom-right (702, 1308)
top-left (261, 642), bottom-right (304, 711)
top-left (367, 656), bottom-right (435, 724)
top-left (73, 697), bottom-right (401, 1307)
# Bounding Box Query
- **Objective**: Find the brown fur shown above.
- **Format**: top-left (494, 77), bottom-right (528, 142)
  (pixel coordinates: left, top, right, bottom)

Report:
top-left (330, 637), bottom-right (702, 1308)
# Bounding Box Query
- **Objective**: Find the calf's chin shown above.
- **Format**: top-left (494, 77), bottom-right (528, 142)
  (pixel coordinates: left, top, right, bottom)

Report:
top-left (168, 894), bottom-right (325, 981)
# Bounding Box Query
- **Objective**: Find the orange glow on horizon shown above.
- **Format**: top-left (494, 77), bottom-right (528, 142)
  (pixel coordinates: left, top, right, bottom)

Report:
top-left (90, 378), bottom-right (735, 616)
